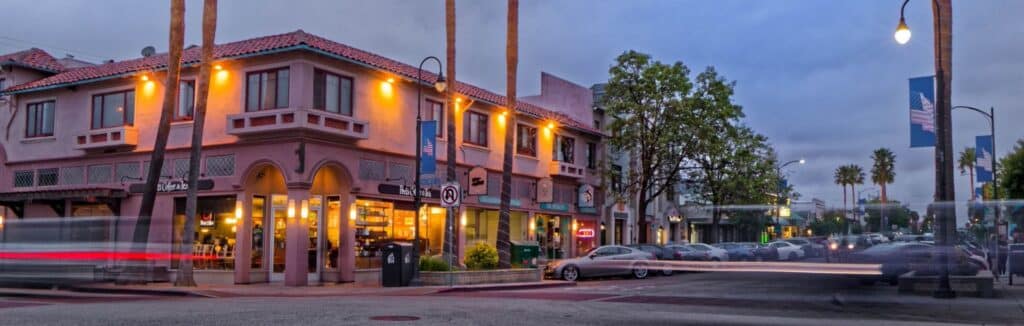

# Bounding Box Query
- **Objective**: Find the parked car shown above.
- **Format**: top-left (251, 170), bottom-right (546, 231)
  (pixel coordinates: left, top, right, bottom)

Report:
top-left (545, 245), bottom-right (656, 281)
top-left (627, 244), bottom-right (678, 276)
top-left (894, 234), bottom-right (934, 243)
top-left (665, 244), bottom-right (711, 261)
top-left (866, 233), bottom-right (890, 245)
top-left (715, 243), bottom-right (756, 261)
top-left (847, 242), bottom-right (981, 285)
top-left (828, 235), bottom-right (872, 262)
top-left (687, 243), bottom-right (730, 261)
top-left (744, 242), bottom-right (779, 261)
top-left (785, 238), bottom-right (825, 258)
top-left (768, 241), bottom-right (805, 261)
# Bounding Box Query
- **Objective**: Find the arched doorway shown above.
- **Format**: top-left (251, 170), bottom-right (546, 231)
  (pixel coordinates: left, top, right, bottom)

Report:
top-left (241, 162), bottom-right (288, 283)
top-left (309, 162), bottom-right (353, 283)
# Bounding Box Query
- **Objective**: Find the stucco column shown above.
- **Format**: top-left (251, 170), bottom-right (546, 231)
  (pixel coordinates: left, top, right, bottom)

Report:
top-left (234, 195), bottom-right (252, 284)
top-left (338, 194), bottom-right (356, 282)
top-left (285, 187), bottom-right (310, 286)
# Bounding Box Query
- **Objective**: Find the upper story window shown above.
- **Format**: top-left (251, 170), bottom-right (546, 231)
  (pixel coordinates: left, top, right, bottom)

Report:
top-left (91, 90), bottom-right (134, 129)
top-left (425, 99), bottom-right (444, 137)
top-left (176, 80), bottom-right (195, 120)
top-left (25, 101), bottom-right (55, 138)
top-left (611, 164), bottom-right (623, 193)
top-left (245, 68), bottom-right (289, 111)
top-left (313, 69), bottom-right (353, 116)
top-left (463, 111), bottom-right (488, 147)
top-left (553, 134), bottom-right (575, 164)
top-left (516, 123), bottom-right (537, 157)
top-left (587, 142), bottom-right (598, 169)
top-left (0, 78), bottom-right (6, 91)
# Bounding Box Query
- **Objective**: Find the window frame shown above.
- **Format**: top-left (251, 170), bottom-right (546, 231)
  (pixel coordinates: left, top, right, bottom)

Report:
top-left (25, 100), bottom-right (56, 138)
top-left (462, 110), bottom-right (489, 147)
top-left (515, 123), bottom-right (537, 157)
top-left (586, 142), bottom-right (598, 169)
top-left (91, 89), bottom-right (135, 130)
top-left (175, 80), bottom-right (196, 121)
top-left (424, 98), bottom-right (444, 138)
top-left (312, 68), bottom-right (354, 116)
top-left (244, 67), bottom-right (290, 112)
top-left (553, 134), bottom-right (576, 164)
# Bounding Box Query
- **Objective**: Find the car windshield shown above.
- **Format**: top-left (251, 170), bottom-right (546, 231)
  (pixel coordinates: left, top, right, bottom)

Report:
top-left (787, 239), bottom-right (808, 245)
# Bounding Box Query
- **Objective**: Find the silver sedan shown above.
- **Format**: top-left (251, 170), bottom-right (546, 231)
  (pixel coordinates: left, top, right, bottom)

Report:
top-left (545, 245), bottom-right (656, 281)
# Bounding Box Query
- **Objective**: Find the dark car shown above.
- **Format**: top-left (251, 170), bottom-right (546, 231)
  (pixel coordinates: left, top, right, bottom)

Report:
top-left (665, 244), bottom-right (711, 261)
top-left (716, 243), bottom-right (756, 261)
top-left (786, 238), bottom-right (825, 258)
top-left (847, 242), bottom-right (981, 285)
top-left (828, 235), bottom-right (872, 262)
top-left (627, 244), bottom-right (678, 276)
top-left (734, 242), bottom-right (777, 261)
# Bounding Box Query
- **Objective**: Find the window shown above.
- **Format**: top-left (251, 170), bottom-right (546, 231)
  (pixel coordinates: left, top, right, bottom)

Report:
top-left (424, 99), bottom-right (444, 137)
top-left (516, 124), bottom-right (537, 156)
top-left (611, 164), bottom-right (623, 193)
top-left (463, 111), bottom-right (488, 147)
top-left (37, 168), bottom-right (58, 186)
top-left (91, 90), bottom-right (134, 129)
top-left (553, 135), bottom-right (575, 163)
top-left (0, 78), bottom-right (5, 91)
top-left (586, 142), bottom-right (598, 169)
top-left (245, 68), bottom-right (289, 111)
top-left (176, 80), bottom-right (195, 120)
top-left (313, 69), bottom-right (353, 116)
top-left (25, 101), bottom-right (55, 137)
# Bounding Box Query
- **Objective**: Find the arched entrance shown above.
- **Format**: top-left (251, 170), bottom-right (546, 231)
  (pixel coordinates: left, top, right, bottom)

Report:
top-left (238, 162), bottom-right (288, 283)
top-left (309, 161), bottom-right (354, 283)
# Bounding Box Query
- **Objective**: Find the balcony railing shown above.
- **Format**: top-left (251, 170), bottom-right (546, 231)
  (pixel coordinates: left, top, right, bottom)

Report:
top-left (75, 126), bottom-right (139, 151)
top-left (549, 161), bottom-right (584, 178)
top-left (226, 108), bottom-right (369, 140)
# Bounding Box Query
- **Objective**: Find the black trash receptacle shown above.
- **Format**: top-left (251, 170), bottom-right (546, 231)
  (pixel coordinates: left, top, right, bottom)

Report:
top-left (381, 242), bottom-right (413, 287)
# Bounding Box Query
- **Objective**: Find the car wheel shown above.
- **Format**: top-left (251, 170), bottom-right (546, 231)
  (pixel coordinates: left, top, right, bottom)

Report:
top-left (788, 252), bottom-right (798, 261)
top-left (662, 268), bottom-right (674, 276)
top-left (562, 265), bottom-right (579, 282)
top-left (632, 264), bottom-right (649, 279)
top-left (711, 257), bottom-right (721, 262)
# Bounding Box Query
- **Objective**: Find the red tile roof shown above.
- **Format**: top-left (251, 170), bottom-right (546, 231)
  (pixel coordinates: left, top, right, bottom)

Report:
top-left (0, 48), bottom-right (65, 73)
top-left (3, 30), bottom-right (600, 135)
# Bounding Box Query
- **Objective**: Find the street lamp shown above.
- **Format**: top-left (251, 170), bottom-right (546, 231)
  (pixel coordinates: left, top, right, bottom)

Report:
top-left (414, 56), bottom-right (445, 282)
top-left (952, 105), bottom-right (1000, 236)
top-left (772, 159), bottom-right (805, 240)
top-left (894, 0), bottom-right (956, 299)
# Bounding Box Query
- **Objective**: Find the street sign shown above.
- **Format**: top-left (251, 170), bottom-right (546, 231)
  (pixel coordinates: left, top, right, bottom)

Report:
top-left (440, 182), bottom-right (461, 208)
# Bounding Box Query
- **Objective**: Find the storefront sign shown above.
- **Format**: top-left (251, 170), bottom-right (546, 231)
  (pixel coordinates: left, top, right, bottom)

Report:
top-left (578, 184), bottom-right (595, 208)
top-left (540, 202), bottom-right (569, 212)
top-left (577, 228), bottom-right (595, 238)
top-left (377, 184), bottom-right (439, 199)
top-left (128, 179), bottom-right (215, 193)
top-left (477, 196), bottom-right (521, 207)
top-left (199, 212), bottom-right (215, 227)
top-left (420, 120), bottom-right (437, 175)
top-left (536, 178), bottom-right (554, 203)
top-left (468, 167), bottom-right (488, 195)
top-left (668, 215), bottom-right (684, 223)
top-left (578, 207), bottom-right (597, 214)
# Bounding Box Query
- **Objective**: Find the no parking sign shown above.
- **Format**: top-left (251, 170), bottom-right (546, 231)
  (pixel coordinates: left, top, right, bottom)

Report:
top-left (440, 182), bottom-right (461, 208)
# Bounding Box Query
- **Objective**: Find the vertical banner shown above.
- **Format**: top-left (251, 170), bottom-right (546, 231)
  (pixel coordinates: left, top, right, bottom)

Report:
top-left (975, 135), bottom-right (994, 182)
top-left (420, 120), bottom-right (437, 175)
top-left (908, 76), bottom-right (936, 148)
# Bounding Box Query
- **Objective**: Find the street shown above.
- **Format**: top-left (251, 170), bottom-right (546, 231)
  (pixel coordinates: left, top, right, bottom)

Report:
top-left (3, 271), bottom-right (1023, 325)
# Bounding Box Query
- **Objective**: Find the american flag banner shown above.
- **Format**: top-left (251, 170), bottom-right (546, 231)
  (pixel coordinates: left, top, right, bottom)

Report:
top-left (908, 76), bottom-right (936, 148)
top-left (976, 135), bottom-right (994, 182)
top-left (420, 120), bottom-right (437, 175)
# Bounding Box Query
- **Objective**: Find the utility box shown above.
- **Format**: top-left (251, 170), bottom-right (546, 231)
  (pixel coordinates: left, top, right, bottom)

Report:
top-left (510, 240), bottom-right (540, 267)
top-left (381, 242), bottom-right (414, 287)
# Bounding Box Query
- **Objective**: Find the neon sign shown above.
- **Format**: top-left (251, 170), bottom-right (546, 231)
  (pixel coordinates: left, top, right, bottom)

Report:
top-left (577, 228), bottom-right (595, 238)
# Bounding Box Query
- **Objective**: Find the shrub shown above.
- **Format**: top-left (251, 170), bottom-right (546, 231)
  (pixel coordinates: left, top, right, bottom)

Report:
top-left (419, 255), bottom-right (451, 272)
top-left (465, 242), bottom-right (499, 270)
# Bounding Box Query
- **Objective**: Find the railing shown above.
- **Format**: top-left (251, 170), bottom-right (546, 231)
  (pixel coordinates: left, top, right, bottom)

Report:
top-left (74, 126), bottom-right (139, 151)
top-left (549, 161), bottom-right (584, 178)
top-left (226, 108), bottom-right (369, 140)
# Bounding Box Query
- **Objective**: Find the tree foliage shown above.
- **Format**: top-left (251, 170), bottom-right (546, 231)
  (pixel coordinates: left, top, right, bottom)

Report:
top-left (863, 199), bottom-right (912, 232)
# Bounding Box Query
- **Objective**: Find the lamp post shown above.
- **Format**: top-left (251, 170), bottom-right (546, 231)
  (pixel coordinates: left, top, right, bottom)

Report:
top-left (952, 105), bottom-right (999, 233)
top-left (414, 56), bottom-right (446, 282)
top-left (894, 0), bottom-right (956, 299)
top-left (773, 159), bottom-right (805, 240)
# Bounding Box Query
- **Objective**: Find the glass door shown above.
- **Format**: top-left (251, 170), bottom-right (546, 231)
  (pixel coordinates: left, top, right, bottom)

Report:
top-left (323, 196), bottom-right (341, 271)
top-left (270, 195), bottom-right (288, 279)
top-left (307, 196), bottom-right (322, 275)
top-left (251, 196), bottom-right (267, 271)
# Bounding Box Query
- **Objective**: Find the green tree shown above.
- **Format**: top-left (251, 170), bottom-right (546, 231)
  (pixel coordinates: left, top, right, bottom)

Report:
top-left (871, 148), bottom-right (896, 231)
top-left (603, 51), bottom-right (694, 243)
top-left (848, 164), bottom-right (865, 208)
top-left (999, 139), bottom-right (1024, 227)
top-left (810, 210), bottom-right (852, 236)
top-left (833, 165), bottom-right (852, 216)
top-left (958, 147), bottom-right (976, 199)
top-left (863, 199), bottom-right (911, 232)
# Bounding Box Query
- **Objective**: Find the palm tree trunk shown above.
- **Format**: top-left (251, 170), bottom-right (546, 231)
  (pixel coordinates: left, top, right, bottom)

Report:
top-left (442, 0), bottom-right (457, 265)
top-left (850, 182), bottom-right (857, 229)
top-left (496, 0), bottom-right (518, 268)
top-left (969, 169), bottom-right (975, 200)
top-left (126, 0), bottom-right (184, 284)
top-left (842, 184), bottom-right (848, 233)
top-left (175, 0), bottom-right (217, 287)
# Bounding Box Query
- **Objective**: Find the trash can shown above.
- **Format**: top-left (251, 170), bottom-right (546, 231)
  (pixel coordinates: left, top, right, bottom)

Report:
top-left (1008, 244), bottom-right (1024, 285)
top-left (510, 240), bottom-right (540, 267)
top-left (381, 242), bottom-right (413, 287)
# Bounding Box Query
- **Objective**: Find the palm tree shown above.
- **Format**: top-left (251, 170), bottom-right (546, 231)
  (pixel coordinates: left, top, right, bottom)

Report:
top-left (958, 147), bottom-right (976, 200)
top-left (496, 0), bottom-right (518, 268)
top-left (871, 148), bottom-right (896, 231)
top-left (127, 0), bottom-right (185, 283)
top-left (848, 164), bottom-right (865, 228)
top-left (833, 166), bottom-right (850, 219)
top-left (176, 0), bottom-right (217, 287)
top-left (442, 0), bottom-right (457, 264)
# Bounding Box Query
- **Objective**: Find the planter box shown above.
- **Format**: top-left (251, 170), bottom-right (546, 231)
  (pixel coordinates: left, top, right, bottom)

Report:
top-left (897, 270), bottom-right (994, 298)
top-left (420, 268), bottom-right (541, 286)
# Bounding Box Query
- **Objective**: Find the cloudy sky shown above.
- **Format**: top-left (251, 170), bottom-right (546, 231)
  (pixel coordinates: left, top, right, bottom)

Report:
top-left (3, 0), bottom-right (1022, 216)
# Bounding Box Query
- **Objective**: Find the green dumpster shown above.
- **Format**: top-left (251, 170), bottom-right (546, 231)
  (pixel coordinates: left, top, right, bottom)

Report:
top-left (510, 240), bottom-right (540, 267)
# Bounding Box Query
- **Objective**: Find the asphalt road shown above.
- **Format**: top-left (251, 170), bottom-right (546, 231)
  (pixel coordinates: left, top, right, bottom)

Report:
top-left (1, 270), bottom-right (1022, 325)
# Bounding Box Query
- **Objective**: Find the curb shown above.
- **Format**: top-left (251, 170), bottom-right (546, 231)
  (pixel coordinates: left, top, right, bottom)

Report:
top-left (433, 281), bottom-right (576, 293)
top-left (67, 285), bottom-right (217, 298)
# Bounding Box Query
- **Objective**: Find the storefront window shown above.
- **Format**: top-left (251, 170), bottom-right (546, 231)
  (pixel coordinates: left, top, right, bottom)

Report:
top-left (575, 220), bottom-right (597, 257)
top-left (535, 214), bottom-right (570, 259)
top-left (323, 196), bottom-right (341, 271)
top-left (172, 196), bottom-right (238, 270)
top-left (354, 199), bottom-right (447, 269)
top-left (465, 208), bottom-right (526, 249)
top-left (251, 196), bottom-right (266, 269)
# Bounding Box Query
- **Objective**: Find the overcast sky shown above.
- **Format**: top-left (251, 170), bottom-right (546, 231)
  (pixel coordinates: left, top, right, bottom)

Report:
top-left (3, 0), bottom-right (1022, 216)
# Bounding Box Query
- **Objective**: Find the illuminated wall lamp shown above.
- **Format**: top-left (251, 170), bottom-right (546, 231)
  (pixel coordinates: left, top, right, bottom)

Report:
top-left (300, 200), bottom-right (309, 220)
top-left (287, 199), bottom-right (296, 219)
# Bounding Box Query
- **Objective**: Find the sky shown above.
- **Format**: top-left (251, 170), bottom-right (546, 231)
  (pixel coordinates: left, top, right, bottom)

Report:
top-left (3, 0), bottom-right (1022, 218)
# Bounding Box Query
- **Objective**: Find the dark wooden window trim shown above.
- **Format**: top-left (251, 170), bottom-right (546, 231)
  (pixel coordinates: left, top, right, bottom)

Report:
top-left (515, 123), bottom-right (537, 157)
top-left (174, 80), bottom-right (196, 121)
top-left (91, 89), bottom-right (135, 130)
top-left (425, 99), bottom-right (444, 138)
top-left (25, 100), bottom-right (55, 138)
top-left (463, 110), bottom-right (489, 147)
top-left (245, 67), bottom-right (290, 112)
top-left (312, 69), bottom-right (354, 116)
